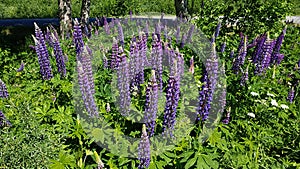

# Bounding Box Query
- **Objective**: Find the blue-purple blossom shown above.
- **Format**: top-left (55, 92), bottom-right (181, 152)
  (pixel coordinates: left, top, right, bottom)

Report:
top-left (197, 67), bottom-right (211, 121)
top-left (138, 124), bottom-right (151, 169)
top-left (180, 33), bottom-right (187, 48)
top-left (155, 22), bottom-right (161, 41)
top-left (206, 42), bottom-right (218, 91)
top-left (77, 59), bottom-right (99, 117)
top-left (151, 35), bottom-right (163, 91)
top-left (116, 20), bottom-right (125, 46)
top-left (220, 42), bottom-right (226, 53)
top-left (247, 36), bottom-right (257, 49)
top-left (0, 79), bottom-right (9, 99)
top-left (17, 62), bottom-right (24, 72)
top-left (252, 33), bottom-right (267, 63)
top-left (33, 23), bottom-right (53, 80)
top-left (110, 38), bottom-right (120, 70)
top-left (255, 38), bottom-right (276, 74)
top-left (81, 46), bottom-right (95, 94)
top-left (287, 87), bottom-right (295, 103)
top-left (162, 74), bottom-right (180, 137)
top-left (117, 53), bottom-right (131, 116)
top-left (232, 36), bottom-right (247, 74)
top-left (73, 19), bottom-right (85, 57)
top-left (240, 66), bottom-right (249, 86)
top-left (271, 27), bottom-right (286, 64)
top-left (214, 22), bottom-right (221, 39)
top-left (51, 33), bottom-right (67, 78)
top-left (186, 25), bottom-right (195, 44)
top-left (144, 70), bottom-right (158, 137)
top-left (0, 110), bottom-right (12, 127)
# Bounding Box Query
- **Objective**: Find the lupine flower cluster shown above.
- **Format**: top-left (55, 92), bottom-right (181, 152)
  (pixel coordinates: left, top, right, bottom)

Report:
top-left (0, 79), bottom-right (9, 99)
top-left (287, 87), bottom-right (295, 103)
top-left (117, 53), bottom-right (131, 116)
top-left (32, 23), bottom-right (69, 79)
top-left (51, 33), bottom-right (67, 78)
top-left (240, 66), bottom-right (249, 86)
top-left (138, 124), bottom-right (151, 169)
top-left (17, 62), bottom-right (25, 72)
top-left (150, 34), bottom-right (163, 91)
top-left (232, 35), bottom-right (247, 74)
top-left (162, 60), bottom-right (180, 137)
top-left (77, 47), bottom-right (98, 117)
top-left (251, 28), bottom-right (286, 75)
top-left (197, 67), bottom-right (211, 121)
top-left (144, 70), bottom-right (159, 137)
top-left (33, 23), bottom-right (53, 80)
top-left (215, 22), bottom-right (221, 39)
top-left (73, 19), bottom-right (85, 58)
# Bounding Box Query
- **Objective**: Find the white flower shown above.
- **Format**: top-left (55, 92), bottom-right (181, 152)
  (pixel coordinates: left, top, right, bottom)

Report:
top-left (267, 92), bottom-right (275, 97)
top-left (250, 92), bottom-right (259, 96)
top-left (280, 104), bottom-right (289, 109)
top-left (271, 99), bottom-right (278, 107)
top-left (247, 112), bottom-right (256, 118)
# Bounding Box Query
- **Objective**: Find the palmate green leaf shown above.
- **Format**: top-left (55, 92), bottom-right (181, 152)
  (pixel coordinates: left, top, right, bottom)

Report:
top-left (184, 156), bottom-right (197, 169)
top-left (180, 151), bottom-right (194, 163)
top-left (159, 153), bottom-right (172, 163)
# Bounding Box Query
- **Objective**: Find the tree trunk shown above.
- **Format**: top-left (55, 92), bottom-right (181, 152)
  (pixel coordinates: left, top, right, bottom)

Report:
top-left (58, 0), bottom-right (72, 39)
top-left (174, 0), bottom-right (189, 20)
top-left (80, 0), bottom-right (91, 28)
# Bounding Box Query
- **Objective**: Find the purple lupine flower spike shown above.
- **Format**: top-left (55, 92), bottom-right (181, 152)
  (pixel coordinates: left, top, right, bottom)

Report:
top-left (215, 22), bottom-right (221, 39)
top-left (138, 124), bottom-right (151, 169)
top-left (117, 53), bottom-right (131, 116)
top-left (240, 66), bottom-right (249, 86)
top-left (155, 22), bottom-right (161, 41)
top-left (110, 38), bottom-right (119, 70)
top-left (33, 23), bottom-right (53, 80)
top-left (0, 110), bottom-right (12, 127)
top-left (17, 61), bottom-right (25, 72)
top-left (81, 46), bottom-right (95, 94)
top-left (220, 42), bottom-right (226, 53)
top-left (197, 67), bottom-right (210, 121)
top-left (0, 79), bottom-right (9, 99)
top-left (271, 26), bottom-right (287, 64)
top-left (252, 33), bottom-right (267, 63)
top-left (51, 33), bottom-right (67, 78)
top-left (77, 60), bottom-right (99, 117)
top-left (116, 20), bottom-right (124, 46)
top-left (73, 19), bottom-right (85, 58)
top-left (258, 33), bottom-right (276, 74)
top-left (206, 42), bottom-right (218, 91)
top-left (287, 87), bottom-right (295, 103)
top-left (163, 60), bottom-right (180, 137)
top-left (180, 33), bottom-right (187, 48)
top-left (186, 25), bottom-right (195, 44)
top-left (232, 36), bottom-right (247, 74)
top-left (144, 70), bottom-right (159, 137)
